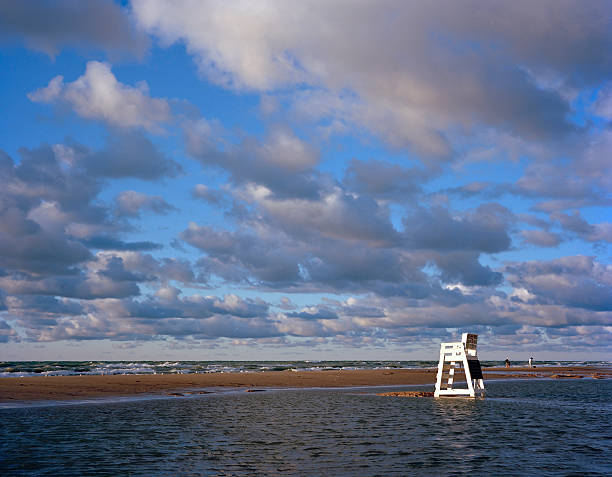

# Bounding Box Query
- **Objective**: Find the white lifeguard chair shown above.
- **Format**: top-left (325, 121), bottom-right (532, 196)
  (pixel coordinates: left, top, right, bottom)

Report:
top-left (434, 332), bottom-right (485, 398)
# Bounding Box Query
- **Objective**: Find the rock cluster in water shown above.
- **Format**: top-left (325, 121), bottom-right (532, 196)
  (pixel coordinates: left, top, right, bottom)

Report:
top-left (376, 391), bottom-right (434, 397)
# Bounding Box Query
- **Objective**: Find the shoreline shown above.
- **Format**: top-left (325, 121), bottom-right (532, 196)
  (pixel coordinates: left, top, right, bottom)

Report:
top-left (0, 366), bottom-right (609, 403)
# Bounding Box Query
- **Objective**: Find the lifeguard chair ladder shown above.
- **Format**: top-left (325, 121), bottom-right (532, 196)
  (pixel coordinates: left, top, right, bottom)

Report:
top-left (434, 333), bottom-right (485, 398)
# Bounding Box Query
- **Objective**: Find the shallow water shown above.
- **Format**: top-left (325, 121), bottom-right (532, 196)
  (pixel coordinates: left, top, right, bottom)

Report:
top-left (1, 380), bottom-right (610, 476)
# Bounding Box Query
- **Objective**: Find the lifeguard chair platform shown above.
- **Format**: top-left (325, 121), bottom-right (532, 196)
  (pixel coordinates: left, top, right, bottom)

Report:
top-left (434, 333), bottom-right (485, 398)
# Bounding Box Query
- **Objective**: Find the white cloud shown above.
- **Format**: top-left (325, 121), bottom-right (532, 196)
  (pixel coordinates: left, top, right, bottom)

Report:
top-left (258, 128), bottom-right (318, 171)
top-left (29, 61), bottom-right (170, 130)
top-left (132, 0), bottom-right (612, 157)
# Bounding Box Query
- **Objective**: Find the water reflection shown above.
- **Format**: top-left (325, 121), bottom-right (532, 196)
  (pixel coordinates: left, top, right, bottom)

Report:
top-left (1, 381), bottom-right (610, 476)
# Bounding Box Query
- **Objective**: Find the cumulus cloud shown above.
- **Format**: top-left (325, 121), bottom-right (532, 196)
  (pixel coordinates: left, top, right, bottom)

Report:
top-left (8, 291), bottom-right (278, 342)
top-left (181, 197), bottom-right (511, 296)
top-left (253, 187), bottom-right (399, 245)
top-left (403, 204), bottom-right (512, 253)
top-left (184, 119), bottom-right (323, 199)
top-left (112, 252), bottom-right (196, 285)
top-left (133, 0), bottom-right (612, 158)
top-left (2, 2), bottom-right (610, 355)
top-left (183, 223), bottom-right (302, 286)
top-left (29, 61), bottom-right (170, 130)
top-left (505, 256), bottom-right (612, 311)
top-left (0, 147), bottom-right (98, 274)
top-left (431, 251), bottom-right (503, 287)
top-left (0, 142), bottom-right (188, 312)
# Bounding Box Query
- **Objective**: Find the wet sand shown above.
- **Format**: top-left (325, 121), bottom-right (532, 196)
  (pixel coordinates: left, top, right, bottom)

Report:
top-left (0, 366), bottom-right (609, 403)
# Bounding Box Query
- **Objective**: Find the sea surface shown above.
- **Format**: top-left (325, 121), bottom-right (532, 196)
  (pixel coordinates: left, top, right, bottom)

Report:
top-left (1, 379), bottom-right (610, 476)
top-left (0, 360), bottom-right (608, 377)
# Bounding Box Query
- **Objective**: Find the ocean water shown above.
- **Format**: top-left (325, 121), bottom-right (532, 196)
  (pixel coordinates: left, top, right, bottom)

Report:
top-left (1, 360), bottom-right (608, 377)
top-left (1, 379), bottom-right (610, 476)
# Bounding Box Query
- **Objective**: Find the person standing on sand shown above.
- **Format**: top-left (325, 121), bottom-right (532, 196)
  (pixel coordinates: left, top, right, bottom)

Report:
top-left (505, 357), bottom-right (510, 368)
top-left (529, 357), bottom-right (534, 368)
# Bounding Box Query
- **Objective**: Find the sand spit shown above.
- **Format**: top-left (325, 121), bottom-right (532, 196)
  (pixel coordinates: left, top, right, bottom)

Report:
top-left (0, 366), bottom-right (609, 403)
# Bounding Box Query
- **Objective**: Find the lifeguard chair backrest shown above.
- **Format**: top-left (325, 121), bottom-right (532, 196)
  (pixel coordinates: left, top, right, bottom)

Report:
top-left (462, 333), bottom-right (478, 356)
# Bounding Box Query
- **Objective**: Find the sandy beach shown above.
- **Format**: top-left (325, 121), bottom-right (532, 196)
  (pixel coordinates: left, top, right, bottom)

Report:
top-left (0, 366), bottom-right (608, 403)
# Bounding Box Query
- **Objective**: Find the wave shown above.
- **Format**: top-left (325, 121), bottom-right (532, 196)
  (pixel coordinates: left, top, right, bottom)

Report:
top-left (0, 360), bottom-right (609, 378)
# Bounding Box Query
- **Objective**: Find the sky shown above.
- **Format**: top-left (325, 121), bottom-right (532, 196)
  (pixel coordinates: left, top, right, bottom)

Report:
top-left (0, 0), bottom-right (611, 361)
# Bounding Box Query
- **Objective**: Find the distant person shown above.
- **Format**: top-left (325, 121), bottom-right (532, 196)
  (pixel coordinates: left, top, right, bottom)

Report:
top-left (529, 357), bottom-right (534, 368)
top-left (505, 357), bottom-right (510, 368)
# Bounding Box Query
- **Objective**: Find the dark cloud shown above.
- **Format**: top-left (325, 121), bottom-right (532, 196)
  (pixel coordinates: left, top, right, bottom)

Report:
top-left (85, 132), bottom-right (181, 180)
top-left (0, 142), bottom-right (178, 276)
top-left (148, 315), bottom-right (279, 340)
top-left (2, 145), bottom-right (101, 218)
top-left (117, 253), bottom-right (196, 285)
top-left (403, 204), bottom-right (512, 253)
top-left (0, 140), bottom-right (191, 308)
top-left (285, 307), bottom-right (339, 320)
top-left (184, 121), bottom-right (325, 199)
top-left (0, 0), bottom-right (149, 57)
top-left (96, 256), bottom-right (149, 283)
top-left (16, 295), bottom-right (84, 315)
top-left (0, 270), bottom-right (140, 300)
top-left (0, 206), bottom-right (91, 274)
top-left (343, 159), bottom-right (425, 201)
top-left (552, 211), bottom-right (612, 243)
top-left (181, 187), bottom-right (515, 295)
top-left (448, 0), bottom-right (612, 88)
top-left (431, 251), bottom-right (503, 287)
top-left (182, 219), bottom-right (476, 299)
top-left (0, 145), bottom-right (97, 274)
top-left (257, 191), bottom-right (400, 246)
top-left (505, 256), bottom-right (612, 311)
top-left (81, 236), bottom-right (162, 252)
top-left (553, 211), bottom-right (593, 236)
top-left (184, 224), bottom-right (301, 285)
top-left (135, 0), bottom-right (612, 157)
top-left (2, 1), bottom-right (610, 353)
top-left (8, 292), bottom-right (277, 342)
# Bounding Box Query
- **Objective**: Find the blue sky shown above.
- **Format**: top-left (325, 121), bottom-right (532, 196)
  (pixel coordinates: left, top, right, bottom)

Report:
top-left (0, 0), bottom-right (610, 361)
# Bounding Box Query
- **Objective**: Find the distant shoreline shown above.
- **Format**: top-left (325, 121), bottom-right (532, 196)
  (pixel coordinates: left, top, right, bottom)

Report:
top-left (0, 366), bottom-right (609, 403)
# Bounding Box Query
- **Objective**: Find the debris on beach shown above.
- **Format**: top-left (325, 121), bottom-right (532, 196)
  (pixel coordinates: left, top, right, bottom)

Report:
top-left (245, 389), bottom-right (266, 392)
top-left (550, 374), bottom-right (583, 379)
top-left (377, 391), bottom-right (434, 398)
